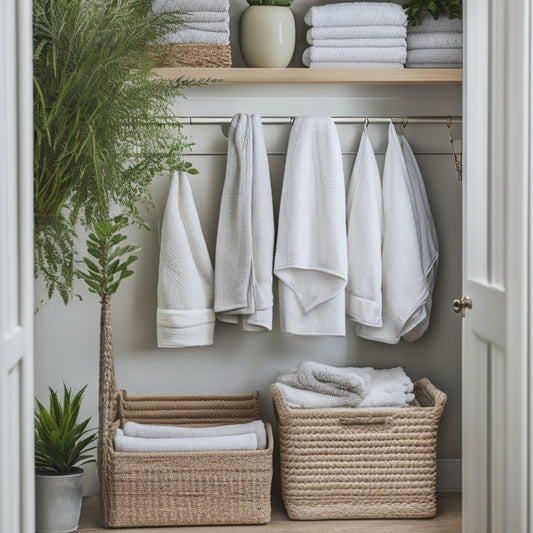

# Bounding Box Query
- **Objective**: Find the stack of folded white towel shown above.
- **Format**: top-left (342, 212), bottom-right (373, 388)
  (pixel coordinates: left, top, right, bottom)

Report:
top-left (152, 0), bottom-right (230, 46)
top-left (406, 14), bottom-right (463, 68)
top-left (303, 2), bottom-right (407, 69)
top-left (115, 419), bottom-right (267, 452)
top-left (276, 361), bottom-right (415, 409)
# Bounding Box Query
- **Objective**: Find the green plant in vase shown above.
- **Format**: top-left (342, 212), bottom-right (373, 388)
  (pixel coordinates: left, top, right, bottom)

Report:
top-left (403, 0), bottom-right (462, 26)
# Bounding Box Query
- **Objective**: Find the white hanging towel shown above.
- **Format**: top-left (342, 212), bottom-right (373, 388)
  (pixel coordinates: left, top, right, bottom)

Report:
top-left (214, 113), bottom-right (275, 331)
top-left (346, 127), bottom-right (383, 328)
top-left (157, 171), bottom-right (215, 348)
top-left (399, 134), bottom-right (439, 341)
top-left (274, 116), bottom-right (347, 336)
top-left (356, 122), bottom-right (431, 343)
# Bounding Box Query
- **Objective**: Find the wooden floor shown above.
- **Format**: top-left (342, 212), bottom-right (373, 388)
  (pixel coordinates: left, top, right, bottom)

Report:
top-left (79, 493), bottom-right (461, 532)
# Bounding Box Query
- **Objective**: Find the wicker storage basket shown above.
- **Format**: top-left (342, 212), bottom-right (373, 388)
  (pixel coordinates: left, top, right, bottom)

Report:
top-left (149, 43), bottom-right (232, 67)
top-left (271, 378), bottom-right (446, 520)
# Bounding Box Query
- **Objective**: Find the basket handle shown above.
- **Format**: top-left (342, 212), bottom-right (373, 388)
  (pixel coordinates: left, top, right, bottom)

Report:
top-left (339, 415), bottom-right (390, 426)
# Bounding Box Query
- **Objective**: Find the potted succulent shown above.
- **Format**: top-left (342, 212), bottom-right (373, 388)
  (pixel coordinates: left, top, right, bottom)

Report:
top-left (403, 0), bottom-right (462, 25)
top-left (34, 385), bottom-right (97, 533)
top-left (240, 0), bottom-right (296, 68)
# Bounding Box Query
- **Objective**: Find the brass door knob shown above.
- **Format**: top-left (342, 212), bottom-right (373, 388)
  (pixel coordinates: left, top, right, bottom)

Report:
top-left (452, 296), bottom-right (473, 318)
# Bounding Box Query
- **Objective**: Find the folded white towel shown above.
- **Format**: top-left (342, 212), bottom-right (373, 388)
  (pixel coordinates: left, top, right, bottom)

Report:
top-left (407, 32), bottom-right (463, 50)
top-left (159, 29), bottom-right (230, 45)
top-left (152, 0), bottom-right (230, 14)
top-left (399, 134), bottom-right (439, 342)
top-left (302, 47), bottom-right (407, 67)
top-left (346, 128), bottom-right (383, 327)
top-left (406, 62), bottom-right (462, 68)
top-left (310, 38), bottom-right (407, 48)
top-left (157, 172), bottom-right (215, 348)
top-left (407, 48), bottom-right (462, 64)
top-left (274, 117), bottom-right (347, 336)
top-left (123, 420), bottom-right (267, 450)
top-left (367, 367), bottom-right (414, 394)
top-left (307, 61), bottom-right (404, 69)
top-left (276, 382), bottom-right (364, 408)
top-left (307, 25), bottom-right (407, 43)
top-left (181, 11), bottom-right (230, 23)
top-left (356, 123), bottom-right (431, 343)
top-left (182, 20), bottom-right (230, 33)
top-left (408, 14), bottom-right (462, 33)
top-left (305, 2), bottom-right (407, 28)
top-left (214, 114), bottom-right (275, 332)
top-left (115, 429), bottom-right (258, 453)
top-left (277, 361), bottom-right (371, 399)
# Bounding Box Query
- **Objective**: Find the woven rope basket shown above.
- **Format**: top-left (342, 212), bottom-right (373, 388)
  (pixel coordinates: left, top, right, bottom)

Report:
top-left (271, 378), bottom-right (446, 520)
top-left (98, 301), bottom-right (272, 528)
top-left (149, 43), bottom-right (232, 67)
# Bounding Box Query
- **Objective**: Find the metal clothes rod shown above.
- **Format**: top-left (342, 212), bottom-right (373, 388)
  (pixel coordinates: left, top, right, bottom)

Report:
top-left (174, 115), bottom-right (462, 126)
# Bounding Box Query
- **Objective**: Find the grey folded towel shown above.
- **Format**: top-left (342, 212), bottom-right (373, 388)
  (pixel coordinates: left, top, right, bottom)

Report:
top-left (407, 48), bottom-right (462, 64)
top-left (307, 61), bottom-right (404, 69)
top-left (406, 62), bottom-right (462, 68)
top-left (407, 32), bottom-right (463, 50)
top-left (152, 0), bottom-right (230, 14)
top-left (408, 14), bottom-right (462, 33)
top-left (159, 29), bottom-right (230, 45)
top-left (303, 46), bottom-right (406, 66)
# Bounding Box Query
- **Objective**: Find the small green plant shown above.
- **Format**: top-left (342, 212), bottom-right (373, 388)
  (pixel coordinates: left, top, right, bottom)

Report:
top-left (247, 0), bottom-right (293, 6)
top-left (403, 0), bottom-right (462, 26)
top-left (34, 385), bottom-right (97, 475)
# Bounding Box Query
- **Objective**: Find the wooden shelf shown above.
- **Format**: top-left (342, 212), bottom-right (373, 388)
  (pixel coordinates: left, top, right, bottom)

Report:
top-left (153, 67), bottom-right (462, 85)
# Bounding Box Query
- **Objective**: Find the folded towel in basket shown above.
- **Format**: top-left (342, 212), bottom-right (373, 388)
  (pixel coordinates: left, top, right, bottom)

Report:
top-left (276, 382), bottom-right (364, 408)
top-left (304, 2), bottom-right (407, 28)
top-left (407, 32), bottom-right (463, 50)
top-left (159, 28), bottom-right (230, 45)
top-left (307, 25), bottom-right (407, 43)
top-left (115, 429), bottom-right (258, 453)
top-left (123, 420), bottom-right (267, 450)
top-left (152, 0), bottom-right (230, 14)
top-left (303, 46), bottom-right (407, 66)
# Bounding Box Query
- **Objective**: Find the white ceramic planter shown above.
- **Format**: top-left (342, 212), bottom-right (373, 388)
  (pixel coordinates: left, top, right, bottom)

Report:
top-left (239, 5), bottom-right (296, 68)
top-left (35, 469), bottom-right (84, 533)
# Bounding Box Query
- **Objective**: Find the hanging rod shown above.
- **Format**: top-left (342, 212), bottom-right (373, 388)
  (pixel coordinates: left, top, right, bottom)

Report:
top-left (173, 115), bottom-right (462, 126)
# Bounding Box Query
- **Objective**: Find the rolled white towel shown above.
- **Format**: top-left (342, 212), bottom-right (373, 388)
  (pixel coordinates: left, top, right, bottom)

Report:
top-left (303, 46), bottom-right (406, 67)
top-left (358, 389), bottom-right (415, 408)
top-left (182, 20), bottom-right (230, 33)
top-left (310, 38), bottom-right (407, 48)
top-left (407, 32), bottom-right (463, 50)
top-left (159, 29), bottom-right (230, 45)
top-left (367, 367), bottom-right (414, 394)
top-left (123, 420), bottom-right (267, 450)
top-left (406, 62), bottom-right (462, 68)
top-left (307, 25), bottom-right (407, 43)
top-left (275, 382), bottom-right (364, 408)
top-left (277, 361), bottom-right (371, 400)
top-left (181, 11), bottom-right (230, 23)
top-left (152, 0), bottom-right (230, 14)
top-left (408, 14), bottom-right (462, 33)
top-left (407, 48), bottom-right (462, 64)
top-left (115, 429), bottom-right (258, 453)
top-left (307, 61), bottom-right (404, 69)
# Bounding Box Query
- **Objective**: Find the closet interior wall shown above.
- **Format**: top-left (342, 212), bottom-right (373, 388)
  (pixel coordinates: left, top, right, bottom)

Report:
top-left (34, 83), bottom-right (463, 494)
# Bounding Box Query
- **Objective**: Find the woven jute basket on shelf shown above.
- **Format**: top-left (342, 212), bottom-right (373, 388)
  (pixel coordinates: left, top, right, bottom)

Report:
top-left (271, 378), bottom-right (446, 520)
top-left (98, 308), bottom-right (272, 527)
top-left (149, 43), bottom-right (232, 68)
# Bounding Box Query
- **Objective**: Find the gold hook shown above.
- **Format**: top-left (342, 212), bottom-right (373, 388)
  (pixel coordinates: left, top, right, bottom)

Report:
top-left (400, 116), bottom-right (408, 135)
top-left (447, 116), bottom-right (462, 182)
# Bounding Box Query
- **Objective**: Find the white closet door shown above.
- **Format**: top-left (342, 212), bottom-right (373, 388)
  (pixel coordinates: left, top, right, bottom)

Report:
top-left (0, 0), bottom-right (34, 531)
top-left (463, 0), bottom-right (530, 532)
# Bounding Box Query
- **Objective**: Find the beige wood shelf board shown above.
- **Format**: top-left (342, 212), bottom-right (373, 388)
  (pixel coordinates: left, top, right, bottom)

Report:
top-left (153, 67), bottom-right (462, 85)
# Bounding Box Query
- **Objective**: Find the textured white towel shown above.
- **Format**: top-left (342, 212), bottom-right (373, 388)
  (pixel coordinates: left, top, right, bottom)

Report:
top-left (304, 2), bottom-right (407, 28)
top-left (115, 429), bottom-right (257, 453)
top-left (407, 32), bottom-right (463, 50)
top-left (408, 15), bottom-right (462, 33)
top-left (346, 128), bottom-right (383, 327)
top-left (274, 117), bottom-right (347, 336)
top-left (302, 47), bottom-right (406, 67)
top-left (214, 114), bottom-right (275, 332)
top-left (356, 123), bottom-right (430, 343)
top-left (157, 172), bottom-right (215, 348)
top-left (181, 11), bottom-right (230, 23)
top-left (406, 62), bottom-right (462, 68)
top-left (407, 48), bottom-right (462, 64)
top-left (160, 29), bottom-right (229, 45)
top-left (152, 0), bottom-right (230, 14)
top-left (276, 382), bottom-right (365, 408)
top-left (181, 20), bottom-right (230, 33)
top-left (310, 38), bottom-right (407, 48)
top-left (307, 25), bottom-right (407, 43)
top-left (277, 361), bottom-right (371, 399)
top-left (308, 61), bottom-right (404, 69)
top-left (399, 134), bottom-right (439, 342)
top-left (123, 420), bottom-right (267, 450)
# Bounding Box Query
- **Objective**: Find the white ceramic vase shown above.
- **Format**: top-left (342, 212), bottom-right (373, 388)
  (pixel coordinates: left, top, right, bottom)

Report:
top-left (239, 5), bottom-right (296, 68)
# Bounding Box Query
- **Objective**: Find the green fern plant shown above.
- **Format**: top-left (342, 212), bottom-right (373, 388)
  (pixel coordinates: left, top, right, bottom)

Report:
top-left (247, 0), bottom-right (294, 6)
top-left (35, 385), bottom-right (97, 474)
top-left (403, 0), bottom-right (462, 26)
